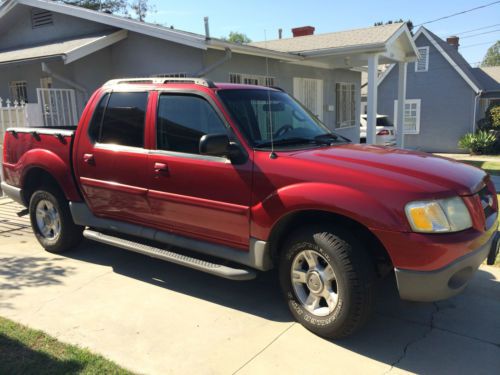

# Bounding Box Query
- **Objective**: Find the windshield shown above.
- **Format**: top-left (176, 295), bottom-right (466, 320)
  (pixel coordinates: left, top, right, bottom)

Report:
top-left (218, 89), bottom-right (349, 148)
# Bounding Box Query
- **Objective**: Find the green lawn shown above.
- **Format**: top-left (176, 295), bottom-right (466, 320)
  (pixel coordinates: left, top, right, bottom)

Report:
top-left (0, 317), bottom-right (134, 375)
top-left (459, 160), bottom-right (500, 176)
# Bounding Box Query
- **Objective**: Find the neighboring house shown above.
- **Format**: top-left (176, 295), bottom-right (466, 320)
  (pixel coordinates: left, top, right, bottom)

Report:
top-left (0, 0), bottom-right (417, 144)
top-left (378, 27), bottom-right (500, 153)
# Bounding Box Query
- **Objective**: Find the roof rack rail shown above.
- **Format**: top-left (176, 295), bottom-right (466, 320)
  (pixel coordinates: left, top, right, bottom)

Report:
top-left (103, 77), bottom-right (216, 88)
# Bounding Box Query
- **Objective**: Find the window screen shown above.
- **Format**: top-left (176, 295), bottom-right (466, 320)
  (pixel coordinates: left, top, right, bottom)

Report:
top-left (98, 92), bottom-right (148, 148)
top-left (157, 94), bottom-right (227, 154)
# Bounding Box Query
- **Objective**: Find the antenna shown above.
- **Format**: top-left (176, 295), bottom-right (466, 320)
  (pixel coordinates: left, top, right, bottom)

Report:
top-left (264, 30), bottom-right (277, 159)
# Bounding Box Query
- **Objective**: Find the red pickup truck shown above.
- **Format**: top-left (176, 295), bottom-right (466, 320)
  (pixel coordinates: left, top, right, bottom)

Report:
top-left (2, 77), bottom-right (499, 338)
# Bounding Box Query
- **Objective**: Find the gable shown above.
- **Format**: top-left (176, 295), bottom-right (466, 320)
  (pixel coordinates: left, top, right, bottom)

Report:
top-left (0, 4), bottom-right (116, 51)
top-left (378, 28), bottom-right (480, 93)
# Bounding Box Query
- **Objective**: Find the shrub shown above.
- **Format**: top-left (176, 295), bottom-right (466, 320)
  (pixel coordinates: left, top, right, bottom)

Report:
top-left (478, 103), bottom-right (500, 130)
top-left (459, 130), bottom-right (496, 154)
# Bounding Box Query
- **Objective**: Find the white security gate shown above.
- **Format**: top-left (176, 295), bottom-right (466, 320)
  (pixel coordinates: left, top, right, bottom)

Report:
top-left (293, 77), bottom-right (324, 121)
top-left (36, 88), bottom-right (78, 126)
top-left (0, 98), bottom-right (27, 144)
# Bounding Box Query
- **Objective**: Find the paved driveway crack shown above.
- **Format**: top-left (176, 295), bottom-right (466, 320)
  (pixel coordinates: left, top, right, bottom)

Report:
top-left (232, 323), bottom-right (296, 374)
top-left (383, 302), bottom-right (439, 374)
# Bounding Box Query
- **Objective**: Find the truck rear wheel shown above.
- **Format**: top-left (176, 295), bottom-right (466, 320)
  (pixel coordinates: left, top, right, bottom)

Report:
top-left (279, 225), bottom-right (376, 339)
top-left (29, 188), bottom-right (83, 253)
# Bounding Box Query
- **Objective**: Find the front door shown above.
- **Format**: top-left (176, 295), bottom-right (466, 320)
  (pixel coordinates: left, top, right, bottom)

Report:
top-left (75, 90), bottom-right (151, 225)
top-left (146, 92), bottom-right (253, 248)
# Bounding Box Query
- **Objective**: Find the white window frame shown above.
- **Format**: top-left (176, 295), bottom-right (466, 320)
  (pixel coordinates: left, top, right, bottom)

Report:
top-left (229, 73), bottom-right (275, 86)
top-left (335, 82), bottom-right (356, 129)
top-left (394, 99), bottom-right (421, 134)
top-left (9, 80), bottom-right (28, 102)
top-left (415, 46), bottom-right (429, 72)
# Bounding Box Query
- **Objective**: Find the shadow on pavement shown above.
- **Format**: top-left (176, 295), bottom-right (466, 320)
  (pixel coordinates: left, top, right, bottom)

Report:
top-left (57, 240), bottom-right (500, 373)
top-left (67, 240), bottom-right (292, 323)
top-left (0, 256), bottom-right (75, 291)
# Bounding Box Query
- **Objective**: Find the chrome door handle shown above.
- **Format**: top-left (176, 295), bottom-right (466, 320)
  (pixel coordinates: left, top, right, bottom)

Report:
top-left (154, 162), bottom-right (169, 176)
top-left (83, 153), bottom-right (95, 165)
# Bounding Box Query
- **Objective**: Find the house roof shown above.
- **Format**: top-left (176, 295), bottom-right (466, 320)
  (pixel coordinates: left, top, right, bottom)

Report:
top-left (473, 66), bottom-right (500, 92)
top-left (0, 0), bottom-right (417, 66)
top-left (0, 29), bottom-right (127, 65)
top-left (378, 27), bottom-right (494, 94)
top-left (422, 28), bottom-right (483, 92)
top-left (250, 23), bottom-right (404, 54)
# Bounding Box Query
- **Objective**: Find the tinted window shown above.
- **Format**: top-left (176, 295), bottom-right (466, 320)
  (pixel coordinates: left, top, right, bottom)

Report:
top-left (157, 94), bottom-right (227, 154)
top-left (88, 93), bottom-right (109, 142)
top-left (99, 92), bottom-right (148, 148)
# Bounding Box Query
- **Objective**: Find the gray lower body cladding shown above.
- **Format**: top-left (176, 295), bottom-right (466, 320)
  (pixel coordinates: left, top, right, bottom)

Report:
top-left (69, 201), bottom-right (273, 271)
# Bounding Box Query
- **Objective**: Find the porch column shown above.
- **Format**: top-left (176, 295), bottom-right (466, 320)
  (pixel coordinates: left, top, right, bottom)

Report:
top-left (396, 62), bottom-right (407, 148)
top-left (366, 54), bottom-right (379, 144)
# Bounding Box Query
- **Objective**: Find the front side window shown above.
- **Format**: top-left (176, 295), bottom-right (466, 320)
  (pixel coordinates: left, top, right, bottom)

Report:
top-left (89, 92), bottom-right (148, 147)
top-left (218, 89), bottom-right (345, 149)
top-left (9, 81), bottom-right (28, 103)
top-left (394, 99), bottom-right (421, 134)
top-left (157, 94), bottom-right (228, 154)
top-left (335, 83), bottom-right (356, 129)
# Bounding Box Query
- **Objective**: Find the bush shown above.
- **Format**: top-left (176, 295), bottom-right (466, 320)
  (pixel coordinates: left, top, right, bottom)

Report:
top-left (477, 103), bottom-right (500, 130)
top-left (459, 130), bottom-right (496, 154)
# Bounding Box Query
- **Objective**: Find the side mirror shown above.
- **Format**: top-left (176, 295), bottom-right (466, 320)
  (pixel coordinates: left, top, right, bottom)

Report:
top-left (199, 133), bottom-right (230, 157)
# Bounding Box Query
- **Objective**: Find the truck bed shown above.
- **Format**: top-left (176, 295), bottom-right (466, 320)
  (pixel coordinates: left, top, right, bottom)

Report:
top-left (2, 126), bottom-right (78, 202)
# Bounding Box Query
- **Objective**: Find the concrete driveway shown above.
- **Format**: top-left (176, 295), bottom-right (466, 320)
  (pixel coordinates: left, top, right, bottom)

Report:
top-left (1, 196), bottom-right (499, 375)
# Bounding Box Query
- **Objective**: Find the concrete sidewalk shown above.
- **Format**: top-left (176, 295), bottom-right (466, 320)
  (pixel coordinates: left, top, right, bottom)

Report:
top-left (1, 197), bottom-right (499, 374)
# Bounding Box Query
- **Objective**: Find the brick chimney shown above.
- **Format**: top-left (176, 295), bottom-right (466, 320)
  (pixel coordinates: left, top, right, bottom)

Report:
top-left (446, 36), bottom-right (460, 50)
top-left (292, 26), bottom-right (315, 37)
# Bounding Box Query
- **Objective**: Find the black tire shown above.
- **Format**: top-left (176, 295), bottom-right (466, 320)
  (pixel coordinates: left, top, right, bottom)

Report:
top-left (279, 225), bottom-right (376, 339)
top-left (29, 187), bottom-right (83, 253)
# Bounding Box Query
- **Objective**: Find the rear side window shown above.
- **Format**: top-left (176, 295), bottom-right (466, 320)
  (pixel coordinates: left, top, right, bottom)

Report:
top-left (89, 92), bottom-right (148, 148)
top-left (157, 94), bottom-right (227, 154)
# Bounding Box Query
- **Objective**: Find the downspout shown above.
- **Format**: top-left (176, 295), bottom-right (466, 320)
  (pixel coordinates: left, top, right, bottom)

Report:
top-left (472, 90), bottom-right (482, 133)
top-left (194, 47), bottom-right (232, 78)
top-left (41, 62), bottom-right (89, 100)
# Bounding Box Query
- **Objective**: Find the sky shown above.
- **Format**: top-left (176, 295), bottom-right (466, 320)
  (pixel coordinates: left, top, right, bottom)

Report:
top-left (145, 0), bottom-right (500, 67)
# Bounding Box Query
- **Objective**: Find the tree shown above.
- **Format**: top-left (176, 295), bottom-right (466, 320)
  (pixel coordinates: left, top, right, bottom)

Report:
top-left (60, 0), bottom-right (127, 13)
top-left (374, 19), bottom-right (414, 35)
top-left (481, 41), bottom-right (500, 67)
top-left (129, 0), bottom-right (154, 22)
top-left (223, 32), bottom-right (252, 44)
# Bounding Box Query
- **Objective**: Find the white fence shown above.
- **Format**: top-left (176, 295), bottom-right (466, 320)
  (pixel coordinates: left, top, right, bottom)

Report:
top-left (0, 98), bottom-right (27, 142)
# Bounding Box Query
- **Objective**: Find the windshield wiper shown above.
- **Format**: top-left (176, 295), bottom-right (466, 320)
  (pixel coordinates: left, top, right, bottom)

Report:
top-left (255, 137), bottom-right (317, 148)
top-left (315, 133), bottom-right (350, 144)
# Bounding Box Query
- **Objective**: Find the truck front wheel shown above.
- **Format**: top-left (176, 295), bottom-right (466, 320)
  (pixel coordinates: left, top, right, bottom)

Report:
top-left (29, 188), bottom-right (83, 253)
top-left (279, 225), bottom-right (376, 339)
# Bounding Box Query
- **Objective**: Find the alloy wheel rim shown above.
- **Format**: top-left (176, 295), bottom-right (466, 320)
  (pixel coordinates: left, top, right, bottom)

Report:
top-left (35, 199), bottom-right (61, 240)
top-left (291, 249), bottom-right (338, 317)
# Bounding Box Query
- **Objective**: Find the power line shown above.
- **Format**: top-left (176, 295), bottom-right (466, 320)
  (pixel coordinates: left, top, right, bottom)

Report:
top-left (460, 29), bottom-right (500, 38)
top-left (452, 23), bottom-right (500, 36)
top-left (414, 1), bottom-right (500, 27)
top-left (460, 40), bottom-right (498, 49)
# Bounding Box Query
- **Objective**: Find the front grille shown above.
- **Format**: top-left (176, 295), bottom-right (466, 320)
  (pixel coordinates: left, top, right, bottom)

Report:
top-left (477, 185), bottom-right (496, 219)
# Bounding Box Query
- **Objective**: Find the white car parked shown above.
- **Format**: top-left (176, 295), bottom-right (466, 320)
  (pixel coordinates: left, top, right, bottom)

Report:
top-left (360, 115), bottom-right (396, 146)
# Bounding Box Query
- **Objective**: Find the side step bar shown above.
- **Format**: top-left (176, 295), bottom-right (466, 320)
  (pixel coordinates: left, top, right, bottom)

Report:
top-left (83, 229), bottom-right (257, 281)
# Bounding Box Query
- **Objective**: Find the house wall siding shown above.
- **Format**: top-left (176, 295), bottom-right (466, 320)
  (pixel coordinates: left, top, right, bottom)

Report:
top-left (378, 33), bottom-right (476, 153)
top-left (0, 5), bottom-right (114, 51)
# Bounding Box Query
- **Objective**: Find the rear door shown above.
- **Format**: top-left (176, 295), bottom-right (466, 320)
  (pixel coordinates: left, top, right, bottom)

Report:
top-left (75, 90), bottom-right (152, 224)
top-left (146, 91), bottom-right (253, 248)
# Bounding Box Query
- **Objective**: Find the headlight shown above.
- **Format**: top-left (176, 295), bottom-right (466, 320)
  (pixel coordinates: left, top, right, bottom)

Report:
top-left (405, 197), bottom-right (472, 233)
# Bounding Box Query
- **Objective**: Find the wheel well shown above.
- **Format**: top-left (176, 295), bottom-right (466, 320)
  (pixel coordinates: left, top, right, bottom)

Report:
top-left (22, 168), bottom-right (63, 205)
top-left (268, 210), bottom-right (393, 277)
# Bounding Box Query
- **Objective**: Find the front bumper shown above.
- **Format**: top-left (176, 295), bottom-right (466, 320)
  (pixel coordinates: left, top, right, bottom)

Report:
top-left (395, 231), bottom-right (498, 302)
